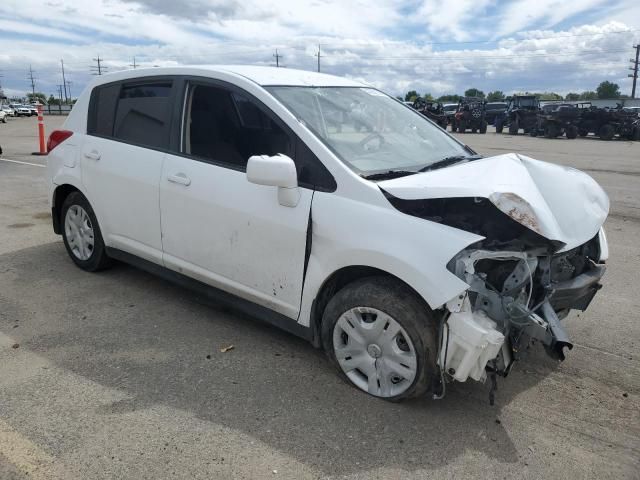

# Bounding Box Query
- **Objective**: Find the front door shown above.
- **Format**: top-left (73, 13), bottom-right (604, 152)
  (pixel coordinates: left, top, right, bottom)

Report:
top-left (160, 82), bottom-right (313, 319)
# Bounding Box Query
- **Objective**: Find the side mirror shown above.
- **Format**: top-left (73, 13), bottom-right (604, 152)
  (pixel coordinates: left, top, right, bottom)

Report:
top-left (246, 154), bottom-right (300, 207)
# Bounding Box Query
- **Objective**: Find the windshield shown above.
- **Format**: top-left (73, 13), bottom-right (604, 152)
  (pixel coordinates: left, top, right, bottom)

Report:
top-left (266, 86), bottom-right (470, 175)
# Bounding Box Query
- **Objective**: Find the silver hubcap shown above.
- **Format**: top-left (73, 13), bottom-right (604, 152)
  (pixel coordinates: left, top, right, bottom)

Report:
top-left (64, 205), bottom-right (95, 261)
top-left (333, 307), bottom-right (417, 398)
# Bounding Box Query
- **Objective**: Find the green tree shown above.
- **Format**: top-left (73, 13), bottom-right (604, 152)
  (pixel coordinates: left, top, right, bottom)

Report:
top-left (486, 91), bottom-right (504, 101)
top-left (438, 94), bottom-right (461, 103)
top-left (48, 95), bottom-right (61, 106)
top-left (596, 81), bottom-right (620, 99)
top-left (579, 91), bottom-right (598, 100)
top-left (27, 92), bottom-right (47, 104)
top-left (404, 90), bottom-right (420, 102)
top-left (538, 92), bottom-right (563, 101)
top-left (464, 88), bottom-right (485, 98)
top-left (565, 92), bottom-right (580, 101)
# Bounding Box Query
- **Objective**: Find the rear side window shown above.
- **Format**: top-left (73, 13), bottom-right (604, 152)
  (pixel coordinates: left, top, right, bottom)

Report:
top-left (113, 82), bottom-right (173, 149)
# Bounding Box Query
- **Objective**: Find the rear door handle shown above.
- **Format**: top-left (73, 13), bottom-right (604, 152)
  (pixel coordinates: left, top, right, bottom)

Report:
top-left (167, 172), bottom-right (191, 186)
top-left (83, 150), bottom-right (101, 161)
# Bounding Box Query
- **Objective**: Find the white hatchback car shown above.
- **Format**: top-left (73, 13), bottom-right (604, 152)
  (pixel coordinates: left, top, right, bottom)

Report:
top-left (46, 66), bottom-right (609, 401)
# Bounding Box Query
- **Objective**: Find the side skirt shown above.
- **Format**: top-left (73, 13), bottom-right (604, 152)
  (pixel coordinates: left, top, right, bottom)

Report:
top-left (106, 248), bottom-right (314, 343)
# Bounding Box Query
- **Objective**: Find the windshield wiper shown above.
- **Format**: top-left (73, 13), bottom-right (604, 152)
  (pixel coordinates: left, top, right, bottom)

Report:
top-left (363, 170), bottom-right (416, 181)
top-left (418, 154), bottom-right (482, 172)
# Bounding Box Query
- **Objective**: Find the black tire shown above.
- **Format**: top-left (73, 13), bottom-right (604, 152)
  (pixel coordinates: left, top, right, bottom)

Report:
top-left (471, 127), bottom-right (477, 134)
top-left (508, 119), bottom-right (519, 135)
top-left (632, 126), bottom-right (640, 142)
top-left (529, 129), bottom-right (538, 137)
top-left (479, 120), bottom-right (488, 134)
top-left (61, 191), bottom-right (112, 272)
top-left (544, 123), bottom-right (559, 138)
top-left (578, 128), bottom-right (589, 137)
top-left (599, 124), bottom-right (615, 141)
top-left (321, 276), bottom-right (438, 402)
top-left (495, 123), bottom-right (503, 133)
top-left (565, 125), bottom-right (578, 139)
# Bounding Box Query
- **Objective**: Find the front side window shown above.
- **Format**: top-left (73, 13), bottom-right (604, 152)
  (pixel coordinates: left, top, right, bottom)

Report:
top-left (267, 87), bottom-right (470, 176)
top-left (183, 84), bottom-right (293, 170)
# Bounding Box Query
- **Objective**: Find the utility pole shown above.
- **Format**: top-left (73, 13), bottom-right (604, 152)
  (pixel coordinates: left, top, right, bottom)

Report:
top-left (91, 56), bottom-right (106, 75)
top-left (273, 49), bottom-right (282, 67)
top-left (27, 65), bottom-right (36, 95)
top-left (60, 59), bottom-right (68, 103)
top-left (65, 81), bottom-right (73, 102)
top-left (57, 85), bottom-right (64, 104)
top-left (130, 57), bottom-right (138, 69)
top-left (315, 44), bottom-right (322, 72)
top-left (629, 44), bottom-right (640, 99)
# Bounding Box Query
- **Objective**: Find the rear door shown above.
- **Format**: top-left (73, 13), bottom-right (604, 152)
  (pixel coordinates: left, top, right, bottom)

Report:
top-left (81, 79), bottom-right (177, 263)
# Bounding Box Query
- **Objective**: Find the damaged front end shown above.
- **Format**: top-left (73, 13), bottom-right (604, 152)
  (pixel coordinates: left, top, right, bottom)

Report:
top-left (384, 190), bottom-right (607, 398)
top-left (378, 153), bottom-right (610, 398)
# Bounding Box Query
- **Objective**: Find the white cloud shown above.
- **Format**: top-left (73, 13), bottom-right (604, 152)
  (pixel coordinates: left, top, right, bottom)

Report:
top-left (0, 0), bottom-right (639, 99)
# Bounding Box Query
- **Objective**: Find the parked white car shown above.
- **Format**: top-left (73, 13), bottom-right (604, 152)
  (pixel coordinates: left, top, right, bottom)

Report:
top-left (0, 109), bottom-right (6, 123)
top-left (45, 66), bottom-right (609, 401)
top-left (1, 105), bottom-right (14, 117)
top-left (9, 104), bottom-right (31, 116)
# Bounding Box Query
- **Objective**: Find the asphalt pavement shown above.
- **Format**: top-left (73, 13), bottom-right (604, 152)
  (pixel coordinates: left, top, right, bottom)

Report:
top-left (0, 116), bottom-right (638, 479)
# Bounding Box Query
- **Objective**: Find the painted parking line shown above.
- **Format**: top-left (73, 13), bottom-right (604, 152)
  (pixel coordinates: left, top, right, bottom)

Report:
top-left (0, 157), bottom-right (46, 168)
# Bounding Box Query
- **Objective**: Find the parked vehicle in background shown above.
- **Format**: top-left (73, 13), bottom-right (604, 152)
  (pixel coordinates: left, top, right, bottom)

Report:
top-left (577, 105), bottom-right (640, 141)
top-left (28, 104), bottom-right (39, 116)
top-left (495, 95), bottom-right (539, 134)
top-left (484, 102), bottom-right (507, 125)
top-left (412, 98), bottom-right (449, 129)
top-left (46, 66), bottom-right (609, 402)
top-left (450, 97), bottom-right (487, 133)
top-left (622, 106), bottom-right (640, 116)
top-left (0, 110), bottom-right (6, 123)
top-left (442, 103), bottom-right (457, 124)
top-left (2, 105), bottom-right (15, 117)
top-left (9, 104), bottom-right (31, 116)
top-left (531, 103), bottom-right (580, 139)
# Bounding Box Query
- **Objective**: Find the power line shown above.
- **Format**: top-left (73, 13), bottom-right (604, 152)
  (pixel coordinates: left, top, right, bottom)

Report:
top-left (629, 44), bottom-right (640, 99)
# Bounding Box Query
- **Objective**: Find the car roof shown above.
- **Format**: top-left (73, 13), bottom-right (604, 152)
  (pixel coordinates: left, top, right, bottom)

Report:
top-left (90, 65), bottom-right (366, 88)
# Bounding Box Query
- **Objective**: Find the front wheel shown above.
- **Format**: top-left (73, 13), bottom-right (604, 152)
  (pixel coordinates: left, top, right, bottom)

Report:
top-left (321, 276), bottom-right (438, 401)
top-left (61, 192), bottom-right (113, 272)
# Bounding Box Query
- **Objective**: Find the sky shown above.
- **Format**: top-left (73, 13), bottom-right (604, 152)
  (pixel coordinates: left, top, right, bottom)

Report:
top-left (1, 0), bottom-right (639, 100)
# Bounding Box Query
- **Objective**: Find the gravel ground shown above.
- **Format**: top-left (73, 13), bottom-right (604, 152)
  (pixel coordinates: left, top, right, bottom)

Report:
top-left (0, 116), bottom-right (638, 479)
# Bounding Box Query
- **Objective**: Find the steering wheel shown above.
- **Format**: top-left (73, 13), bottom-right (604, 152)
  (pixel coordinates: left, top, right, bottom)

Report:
top-left (359, 132), bottom-right (385, 151)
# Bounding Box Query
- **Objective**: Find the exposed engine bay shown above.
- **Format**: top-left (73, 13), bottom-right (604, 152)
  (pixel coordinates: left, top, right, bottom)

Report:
top-left (385, 193), bottom-right (607, 400)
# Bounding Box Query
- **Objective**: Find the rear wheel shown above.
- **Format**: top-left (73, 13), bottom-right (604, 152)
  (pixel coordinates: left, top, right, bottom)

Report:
top-left (565, 125), bottom-right (578, 139)
top-left (599, 124), bottom-right (615, 141)
top-left (61, 192), bottom-right (112, 272)
top-left (322, 276), bottom-right (438, 401)
top-left (508, 119), bottom-right (519, 135)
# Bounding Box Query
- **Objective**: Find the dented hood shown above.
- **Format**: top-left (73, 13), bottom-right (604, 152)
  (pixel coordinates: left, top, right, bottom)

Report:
top-left (379, 153), bottom-right (609, 251)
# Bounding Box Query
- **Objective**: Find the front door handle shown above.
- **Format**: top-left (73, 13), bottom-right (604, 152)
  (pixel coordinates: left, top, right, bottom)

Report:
top-left (83, 150), bottom-right (101, 161)
top-left (167, 172), bottom-right (191, 186)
